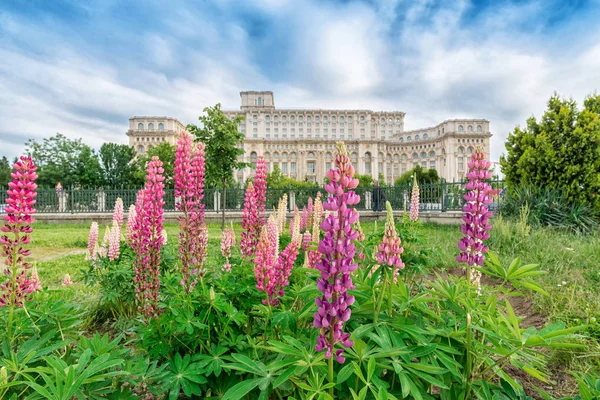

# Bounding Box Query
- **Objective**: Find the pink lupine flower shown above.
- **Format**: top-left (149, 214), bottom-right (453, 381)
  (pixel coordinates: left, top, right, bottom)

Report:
top-left (314, 143), bottom-right (359, 364)
top-left (62, 274), bottom-right (73, 286)
top-left (131, 156), bottom-right (166, 319)
top-left (300, 206), bottom-right (308, 232)
top-left (0, 156), bottom-right (38, 308)
top-left (290, 206), bottom-right (299, 237)
top-left (30, 267), bottom-right (42, 291)
top-left (375, 202), bottom-right (405, 283)
top-left (113, 198), bottom-right (124, 229)
top-left (302, 231), bottom-right (312, 251)
top-left (409, 176), bottom-right (420, 222)
top-left (267, 214), bottom-right (279, 257)
top-left (174, 132), bottom-right (207, 292)
top-left (221, 225), bottom-right (236, 272)
top-left (304, 194), bottom-right (324, 269)
top-left (457, 148), bottom-right (493, 290)
top-left (254, 227), bottom-right (276, 298)
top-left (254, 157), bottom-right (267, 213)
top-left (241, 182), bottom-right (261, 257)
top-left (108, 222), bottom-right (121, 261)
top-left (269, 240), bottom-right (300, 306)
top-left (86, 222), bottom-right (99, 261)
top-left (102, 225), bottom-right (111, 248)
top-left (354, 220), bottom-right (366, 261)
top-left (126, 204), bottom-right (136, 244)
top-left (277, 194), bottom-right (288, 233)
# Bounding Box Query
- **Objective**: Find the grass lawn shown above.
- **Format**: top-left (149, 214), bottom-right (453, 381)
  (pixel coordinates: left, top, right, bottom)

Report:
top-left (29, 217), bottom-right (600, 393)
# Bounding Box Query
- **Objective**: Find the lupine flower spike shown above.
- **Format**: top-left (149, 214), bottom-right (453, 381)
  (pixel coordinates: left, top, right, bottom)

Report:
top-left (313, 142), bottom-right (360, 364)
top-left (304, 194), bottom-right (323, 269)
top-left (410, 175), bottom-right (420, 222)
top-left (277, 194), bottom-right (288, 233)
top-left (375, 202), bottom-right (405, 283)
top-left (241, 182), bottom-right (260, 257)
top-left (126, 204), bottom-right (136, 244)
top-left (131, 156), bottom-right (166, 319)
top-left (86, 222), bottom-right (99, 261)
top-left (62, 274), bottom-right (73, 286)
top-left (221, 223), bottom-right (236, 272)
top-left (456, 147), bottom-right (493, 293)
top-left (0, 156), bottom-right (38, 308)
top-left (30, 267), bottom-right (42, 291)
top-left (108, 222), bottom-right (121, 261)
top-left (113, 197), bottom-right (124, 229)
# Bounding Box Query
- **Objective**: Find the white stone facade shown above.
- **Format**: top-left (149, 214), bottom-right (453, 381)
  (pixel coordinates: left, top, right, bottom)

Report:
top-left (128, 91), bottom-right (491, 184)
top-left (126, 116), bottom-right (186, 154)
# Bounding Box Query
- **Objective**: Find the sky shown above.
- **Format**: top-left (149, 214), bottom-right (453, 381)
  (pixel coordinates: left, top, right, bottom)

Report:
top-left (1, 0), bottom-right (600, 162)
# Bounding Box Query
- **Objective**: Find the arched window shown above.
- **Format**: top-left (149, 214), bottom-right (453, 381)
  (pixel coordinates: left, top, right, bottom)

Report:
top-left (421, 152), bottom-right (427, 159)
top-left (467, 125), bottom-right (473, 132)
top-left (378, 152), bottom-right (384, 161)
top-left (158, 123), bottom-right (164, 131)
top-left (407, 136), bottom-right (412, 142)
top-left (351, 152), bottom-right (358, 163)
top-left (399, 137), bottom-right (404, 142)
top-left (137, 145), bottom-right (145, 153)
top-left (307, 152), bottom-right (315, 158)
top-left (458, 125), bottom-right (464, 133)
top-left (467, 147), bottom-right (473, 154)
top-left (250, 152), bottom-right (257, 160)
top-left (148, 123), bottom-right (154, 130)
top-left (138, 123), bottom-right (144, 130)
top-left (364, 152), bottom-right (372, 174)
top-left (326, 152), bottom-right (332, 160)
top-left (282, 152), bottom-right (288, 160)
top-left (423, 133), bottom-right (428, 139)
top-left (429, 151), bottom-right (436, 158)
top-left (290, 152), bottom-right (297, 160)
top-left (415, 135), bottom-right (420, 140)
top-left (412, 152), bottom-right (418, 159)
top-left (458, 147), bottom-right (464, 154)
top-left (273, 152), bottom-right (279, 160)
top-left (393, 154), bottom-right (399, 162)
top-left (257, 97), bottom-right (262, 106)
top-left (264, 152), bottom-right (271, 160)
top-left (401, 154), bottom-right (407, 161)
top-left (386, 154), bottom-right (392, 162)
top-left (477, 125), bottom-right (482, 132)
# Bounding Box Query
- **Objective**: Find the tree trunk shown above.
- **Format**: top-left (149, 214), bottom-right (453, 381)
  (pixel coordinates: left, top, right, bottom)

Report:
top-left (221, 178), bottom-right (226, 229)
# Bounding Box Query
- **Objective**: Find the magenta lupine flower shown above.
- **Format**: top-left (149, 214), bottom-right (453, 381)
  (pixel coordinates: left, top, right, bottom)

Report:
top-left (0, 156), bottom-right (38, 308)
top-left (126, 204), bottom-right (136, 244)
top-left (456, 148), bottom-right (493, 289)
top-left (302, 231), bottom-right (312, 251)
top-left (269, 240), bottom-right (300, 306)
top-left (241, 182), bottom-right (260, 257)
top-left (254, 226), bottom-right (276, 297)
top-left (131, 156), bottom-right (166, 319)
top-left (307, 197), bottom-right (314, 228)
top-left (254, 156), bottom-right (267, 213)
top-left (410, 177), bottom-right (420, 222)
top-left (313, 143), bottom-right (360, 364)
top-left (376, 202), bottom-right (405, 283)
top-left (300, 206), bottom-right (308, 232)
top-left (221, 225), bottom-right (236, 272)
top-left (113, 198), bottom-right (124, 229)
top-left (62, 274), bottom-right (73, 286)
top-left (30, 267), bottom-right (42, 291)
top-left (108, 222), bottom-right (121, 261)
top-left (86, 222), bottom-right (99, 261)
top-left (174, 133), bottom-right (207, 292)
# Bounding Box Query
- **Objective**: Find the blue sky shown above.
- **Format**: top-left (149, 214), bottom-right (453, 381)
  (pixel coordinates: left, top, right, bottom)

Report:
top-left (1, 0), bottom-right (599, 162)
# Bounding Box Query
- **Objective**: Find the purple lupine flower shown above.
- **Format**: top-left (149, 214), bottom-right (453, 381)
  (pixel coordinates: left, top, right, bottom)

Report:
top-left (375, 201), bottom-right (405, 283)
top-left (409, 176), bottom-right (420, 222)
top-left (313, 143), bottom-right (360, 364)
top-left (0, 156), bottom-right (38, 308)
top-left (131, 156), bottom-right (166, 319)
top-left (456, 148), bottom-right (493, 290)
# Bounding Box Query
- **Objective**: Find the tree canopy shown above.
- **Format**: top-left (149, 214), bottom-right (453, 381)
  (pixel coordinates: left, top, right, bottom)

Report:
top-left (0, 156), bottom-right (12, 187)
top-left (135, 143), bottom-right (176, 187)
top-left (500, 93), bottom-right (600, 211)
top-left (99, 143), bottom-right (143, 188)
top-left (394, 165), bottom-right (440, 186)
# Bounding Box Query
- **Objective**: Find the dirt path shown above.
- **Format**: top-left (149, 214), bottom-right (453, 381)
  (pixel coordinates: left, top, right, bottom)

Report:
top-left (29, 248), bottom-right (86, 263)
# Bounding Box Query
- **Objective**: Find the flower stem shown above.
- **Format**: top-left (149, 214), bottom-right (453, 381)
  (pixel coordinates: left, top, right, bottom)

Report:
top-left (374, 270), bottom-right (388, 323)
top-left (328, 354), bottom-right (334, 399)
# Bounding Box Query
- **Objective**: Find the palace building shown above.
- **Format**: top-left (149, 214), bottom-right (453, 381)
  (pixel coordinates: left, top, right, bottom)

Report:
top-left (127, 91), bottom-right (491, 184)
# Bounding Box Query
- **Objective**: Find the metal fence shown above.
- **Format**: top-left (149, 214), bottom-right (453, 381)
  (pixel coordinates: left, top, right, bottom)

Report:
top-left (0, 181), bottom-right (506, 214)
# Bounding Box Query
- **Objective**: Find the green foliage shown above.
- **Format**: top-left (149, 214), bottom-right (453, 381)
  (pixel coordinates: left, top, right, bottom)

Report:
top-left (135, 142), bottom-right (176, 186)
top-left (266, 164), bottom-right (319, 189)
top-left (0, 156), bottom-right (12, 186)
top-left (99, 143), bottom-right (143, 188)
top-left (355, 174), bottom-right (375, 188)
top-left (394, 165), bottom-right (440, 186)
top-left (500, 93), bottom-right (600, 212)
top-left (26, 133), bottom-right (104, 188)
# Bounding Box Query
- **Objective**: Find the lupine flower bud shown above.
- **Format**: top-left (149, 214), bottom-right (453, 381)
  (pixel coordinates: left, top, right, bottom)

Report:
top-left (221, 224), bottom-right (236, 272)
top-left (313, 142), bottom-right (359, 364)
top-left (30, 267), bottom-right (42, 291)
top-left (126, 204), bottom-right (136, 244)
top-left (0, 156), bottom-right (38, 308)
top-left (456, 147), bottom-right (493, 293)
top-left (86, 222), bottom-right (99, 261)
top-left (108, 222), bottom-right (121, 261)
top-left (410, 176), bottom-right (420, 222)
top-left (62, 274), bottom-right (73, 286)
top-left (254, 157), bottom-right (267, 213)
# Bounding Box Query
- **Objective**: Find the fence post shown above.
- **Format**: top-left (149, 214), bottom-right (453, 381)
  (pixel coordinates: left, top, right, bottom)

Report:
top-left (441, 181), bottom-right (447, 212)
top-left (214, 191), bottom-right (220, 212)
top-left (288, 190), bottom-right (295, 212)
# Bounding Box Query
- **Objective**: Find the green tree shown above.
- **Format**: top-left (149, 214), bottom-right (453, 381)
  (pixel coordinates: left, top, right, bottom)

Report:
top-left (0, 156), bottom-right (11, 187)
top-left (26, 133), bottom-right (103, 187)
top-left (135, 143), bottom-right (177, 187)
top-left (394, 165), bottom-right (440, 186)
top-left (355, 174), bottom-right (374, 188)
top-left (266, 164), bottom-right (319, 189)
top-left (500, 93), bottom-right (600, 211)
top-left (187, 104), bottom-right (247, 228)
top-left (99, 143), bottom-right (143, 188)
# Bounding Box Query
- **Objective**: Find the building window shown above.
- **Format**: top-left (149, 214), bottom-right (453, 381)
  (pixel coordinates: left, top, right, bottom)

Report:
top-left (467, 125), bottom-right (473, 132)
top-left (477, 125), bottom-right (482, 132)
top-left (266, 115), bottom-right (271, 121)
top-left (430, 161), bottom-right (436, 170)
top-left (257, 97), bottom-right (262, 106)
top-left (421, 161), bottom-right (426, 168)
top-left (307, 152), bottom-right (315, 158)
top-left (364, 152), bottom-right (372, 174)
top-left (458, 147), bottom-right (464, 154)
top-left (421, 152), bottom-right (427, 159)
top-left (148, 123), bottom-right (154, 130)
top-left (458, 157), bottom-right (464, 170)
top-left (290, 162), bottom-right (296, 174)
top-left (158, 123), bottom-right (164, 131)
top-left (407, 136), bottom-right (412, 142)
top-left (423, 133), bottom-right (428, 139)
top-left (307, 161), bottom-right (315, 174)
top-left (412, 152), bottom-right (418, 160)
top-left (137, 145), bottom-right (145, 153)
top-left (325, 162), bottom-right (332, 171)
top-left (378, 162), bottom-right (383, 174)
top-left (458, 125), bottom-right (464, 133)
top-left (137, 123), bottom-right (144, 130)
